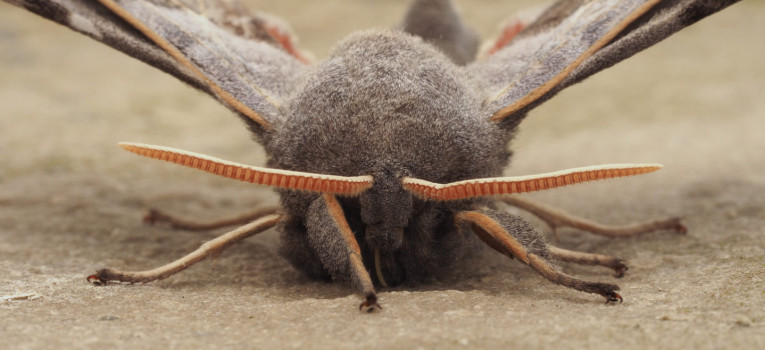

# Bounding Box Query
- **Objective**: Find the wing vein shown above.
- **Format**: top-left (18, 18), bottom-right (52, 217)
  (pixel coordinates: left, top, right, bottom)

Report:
top-left (167, 0), bottom-right (283, 110)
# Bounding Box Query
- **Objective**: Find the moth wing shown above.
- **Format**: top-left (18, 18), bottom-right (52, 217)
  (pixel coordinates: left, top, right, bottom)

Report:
top-left (400, 0), bottom-right (479, 65)
top-left (472, 0), bottom-right (740, 127)
top-left (559, 0), bottom-right (741, 95)
top-left (6, 0), bottom-right (309, 135)
top-left (4, 0), bottom-right (206, 93)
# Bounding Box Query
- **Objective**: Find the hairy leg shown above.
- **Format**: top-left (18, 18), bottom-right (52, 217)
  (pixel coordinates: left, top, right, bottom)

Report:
top-left (144, 206), bottom-right (280, 231)
top-left (455, 209), bottom-right (622, 303)
top-left (307, 194), bottom-right (380, 312)
top-left (88, 213), bottom-right (283, 284)
top-left (502, 195), bottom-right (686, 240)
top-left (547, 246), bottom-right (628, 278)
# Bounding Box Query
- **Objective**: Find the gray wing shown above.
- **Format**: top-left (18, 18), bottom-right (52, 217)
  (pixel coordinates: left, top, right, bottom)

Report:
top-left (561, 0), bottom-right (741, 97)
top-left (400, 0), bottom-right (479, 66)
top-left (5, 0), bottom-right (206, 91)
top-left (4, 0), bottom-right (308, 137)
top-left (470, 0), bottom-right (740, 129)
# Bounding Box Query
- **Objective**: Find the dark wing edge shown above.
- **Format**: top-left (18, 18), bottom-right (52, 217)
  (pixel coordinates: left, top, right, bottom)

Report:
top-left (4, 0), bottom-right (208, 92)
top-left (475, 0), bottom-right (662, 125)
top-left (6, 0), bottom-right (309, 137)
top-left (472, 0), bottom-right (741, 129)
top-left (560, 0), bottom-right (742, 96)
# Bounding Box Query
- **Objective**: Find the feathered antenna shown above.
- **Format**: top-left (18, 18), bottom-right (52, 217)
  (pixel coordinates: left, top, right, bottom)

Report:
top-left (119, 143), bottom-right (373, 196)
top-left (402, 164), bottom-right (663, 201)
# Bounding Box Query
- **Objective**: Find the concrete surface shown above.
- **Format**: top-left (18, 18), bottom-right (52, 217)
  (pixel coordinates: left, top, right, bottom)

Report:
top-left (0, 0), bottom-right (763, 349)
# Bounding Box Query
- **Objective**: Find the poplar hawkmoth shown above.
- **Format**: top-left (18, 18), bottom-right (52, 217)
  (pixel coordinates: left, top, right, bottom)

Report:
top-left (3, 0), bottom-right (740, 312)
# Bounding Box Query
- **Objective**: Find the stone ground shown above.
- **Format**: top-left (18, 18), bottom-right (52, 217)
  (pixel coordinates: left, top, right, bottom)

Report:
top-left (0, 1), bottom-right (763, 349)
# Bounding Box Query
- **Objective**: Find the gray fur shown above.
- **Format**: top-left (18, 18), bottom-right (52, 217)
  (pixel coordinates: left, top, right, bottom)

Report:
top-left (278, 217), bottom-right (327, 281)
top-left (270, 30), bottom-right (507, 284)
top-left (4, 0), bottom-right (740, 296)
top-left (469, 209), bottom-right (554, 263)
top-left (305, 196), bottom-right (354, 284)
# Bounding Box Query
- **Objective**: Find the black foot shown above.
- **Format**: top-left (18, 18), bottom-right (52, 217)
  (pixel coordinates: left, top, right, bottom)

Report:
top-left (87, 273), bottom-right (107, 286)
top-left (613, 263), bottom-right (629, 278)
top-left (605, 291), bottom-right (623, 304)
top-left (359, 294), bottom-right (382, 313)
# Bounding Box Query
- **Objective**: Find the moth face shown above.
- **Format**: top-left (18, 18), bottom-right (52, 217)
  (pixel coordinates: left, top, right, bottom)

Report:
top-left (357, 170), bottom-right (412, 252)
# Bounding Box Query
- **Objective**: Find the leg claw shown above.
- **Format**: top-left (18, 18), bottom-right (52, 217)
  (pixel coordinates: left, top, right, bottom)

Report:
top-left (605, 292), bottom-right (623, 304)
top-left (613, 264), bottom-right (629, 278)
top-left (359, 294), bottom-right (382, 313)
top-left (87, 274), bottom-right (106, 286)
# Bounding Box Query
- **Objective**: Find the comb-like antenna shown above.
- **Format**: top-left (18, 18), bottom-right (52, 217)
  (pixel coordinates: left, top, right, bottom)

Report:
top-left (119, 143), bottom-right (373, 196)
top-left (402, 164), bottom-right (662, 201)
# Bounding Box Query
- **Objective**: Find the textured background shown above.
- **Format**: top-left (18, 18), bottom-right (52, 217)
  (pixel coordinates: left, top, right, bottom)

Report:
top-left (0, 1), bottom-right (763, 349)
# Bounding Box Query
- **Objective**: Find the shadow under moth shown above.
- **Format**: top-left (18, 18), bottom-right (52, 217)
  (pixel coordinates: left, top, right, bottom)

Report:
top-left (5, 0), bottom-right (740, 312)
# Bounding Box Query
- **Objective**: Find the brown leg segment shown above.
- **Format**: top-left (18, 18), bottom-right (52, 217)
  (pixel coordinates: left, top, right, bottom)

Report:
top-left (502, 195), bottom-right (686, 240)
top-left (548, 246), bottom-right (629, 278)
top-left (455, 210), bottom-right (622, 303)
top-left (323, 195), bottom-right (380, 312)
top-left (88, 213), bottom-right (283, 285)
top-left (144, 206), bottom-right (280, 231)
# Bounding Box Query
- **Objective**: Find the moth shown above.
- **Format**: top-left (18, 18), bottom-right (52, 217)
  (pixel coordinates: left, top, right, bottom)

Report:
top-left (5, 0), bottom-right (739, 312)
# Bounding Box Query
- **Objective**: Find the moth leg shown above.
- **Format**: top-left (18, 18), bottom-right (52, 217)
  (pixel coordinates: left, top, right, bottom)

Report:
top-left (455, 209), bottom-right (622, 303)
top-left (88, 213), bottom-right (282, 285)
top-left (502, 195), bottom-right (686, 241)
top-left (307, 194), bottom-right (380, 313)
top-left (548, 246), bottom-right (628, 278)
top-left (144, 206), bottom-right (279, 231)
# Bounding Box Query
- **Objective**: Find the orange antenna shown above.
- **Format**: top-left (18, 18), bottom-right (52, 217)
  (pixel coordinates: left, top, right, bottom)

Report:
top-left (119, 143), bottom-right (373, 196)
top-left (402, 164), bottom-right (662, 201)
